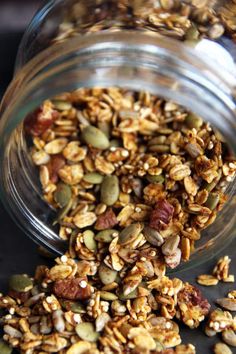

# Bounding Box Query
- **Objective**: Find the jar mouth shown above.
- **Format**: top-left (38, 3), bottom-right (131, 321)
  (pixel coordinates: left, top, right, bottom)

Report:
top-left (1, 31), bottom-right (236, 270)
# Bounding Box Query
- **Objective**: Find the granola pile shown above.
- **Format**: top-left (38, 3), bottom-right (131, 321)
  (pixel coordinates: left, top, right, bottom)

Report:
top-left (0, 88), bottom-right (235, 353)
top-left (52, 0), bottom-right (236, 44)
top-left (25, 88), bottom-right (236, 268)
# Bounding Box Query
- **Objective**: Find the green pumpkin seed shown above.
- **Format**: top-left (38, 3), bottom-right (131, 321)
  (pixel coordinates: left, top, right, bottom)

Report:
top-left (205, 193), bottom-right (220, 210)
top-left (101, 175), bottom-right (119, 206)
top-left (100, 291), bottom-right (118, 301)
top-left (143, 226), bottom-right (164, 246)
top-left (146, 175), bottom-right (165, 184)
top-left (54, 182), bottom-right (72, 208)
top-left (60, 300), bottom-right (86, 313)
top-left (0, 340), bottom-right (12, 354)
top-left (83, 230), bottom-right (97, 251)
top-left (75, 322), bottom-right (99, 342)
top-left (98, 121), bottom-right (110, 139)
top-left (70, 302), bottom-right (86, 314)
top-left (95, 229), bottom-right (118, 243)
top-left (52, 100), bottom-right (72, 111)
top-left (54, 197), bottom-right (74, 224)
top-left (9, 275), bottom-right (33, 293)
top-left (82, 125), bottom-right (109, 150)
top-left (185, 113), bottom-right (203, 129)
top-left (83, 173), bottom-right (104, 184)
top-left (98, 263), bottom-right (117, 285)
top-left (185, 25), bottom-right (200, 41)
top-left (118, 223), bottom-right (143, 245)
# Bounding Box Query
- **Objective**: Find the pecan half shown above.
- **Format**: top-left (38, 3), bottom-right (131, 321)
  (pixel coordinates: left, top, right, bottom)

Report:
top-left (95, 208), bottom-right (118, 230)
top-left (149, 199), bottom-right (174, 231)
top-left (53, 277), bottom-right (91, 300)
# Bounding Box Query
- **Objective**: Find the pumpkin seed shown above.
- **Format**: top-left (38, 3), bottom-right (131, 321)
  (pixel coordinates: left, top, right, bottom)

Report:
top-left (118, 223), bottom-right (143, 245)
top-left (98, 121), bottom-right (110, 138)
top-left (143, 226), bottom-right (164, 246)
top-left (185, 24), bottom-right (200, 41)
top-left (83, 230), bottom-right (97, 251)
top-left (205, 193), bottom-right (220, 210)
top-left (70, 302), bottom-right (86, 314)
top-left (146, 175), bottom-right (165, 184)
top-left (185, 113), bottom-right (203, 129)
top-left (55, 197), bottom-right (74, 224)
top-left (61, 300), bottom-right (86, 314)
top-left (83, 172), bottom-right (104, 184)
top-left (100, 291), bottom-right (118, 301)
top-left (222, 330), bottom-right (236, 347)
top-left (98, 263), bottom-right (117, 285)
top-left (52, 100), bottom-right (72, 111)
top-left (82, 125), bottom-right (109, 150)
top-left (161, 235), bottom-right (180, 256)
top-left (214, 343), bottom-right (232, 354)
top-left (0, 340), bottom-right (12, 354)
top-left (75, 322), bottom-right (99, 342)
top-left (54, 182), bottom-right (72, 208)
top-left (100, 175), bottom-right (119, 206)
top-left (95, 229), bottom-right (118, 243)
top-left (9, 274), bottom-right (33, 293)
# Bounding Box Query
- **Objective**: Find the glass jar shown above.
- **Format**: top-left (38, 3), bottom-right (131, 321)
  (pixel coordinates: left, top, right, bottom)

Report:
top-left (0, 0), bottom-right (236, 271)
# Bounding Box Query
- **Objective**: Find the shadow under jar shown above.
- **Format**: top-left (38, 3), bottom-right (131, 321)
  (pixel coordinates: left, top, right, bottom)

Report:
top-left (0, 0), bottom-right (236, 272)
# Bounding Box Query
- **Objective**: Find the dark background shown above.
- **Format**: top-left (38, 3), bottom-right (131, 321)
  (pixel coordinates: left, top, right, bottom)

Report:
top-left (0, 1), bottom-right (235, 353)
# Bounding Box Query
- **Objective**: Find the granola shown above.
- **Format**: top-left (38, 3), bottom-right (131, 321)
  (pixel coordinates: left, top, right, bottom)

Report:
top-left (24, 89), bottom-right (236, 270)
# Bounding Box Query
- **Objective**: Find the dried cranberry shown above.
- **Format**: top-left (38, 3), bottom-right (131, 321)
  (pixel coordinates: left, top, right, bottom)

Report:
top-left (24, 107), bottom-right (58, 136)
top-left (53, 277), bottom-right (91, 300)
top-left (95, 208), bottom-right (118, 230)
top-left (149, 199), bottom-right (174, 231)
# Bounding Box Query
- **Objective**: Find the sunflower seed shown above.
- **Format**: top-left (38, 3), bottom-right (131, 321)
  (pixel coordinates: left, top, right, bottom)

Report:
top-left (118, 223), bottom-right (143, 245)
top-left (143, 226), bottom-right (164, 246)
top-left (162, 235), bottom-right (180, 256)
top-left (100, 291), bottom-right (118, 301)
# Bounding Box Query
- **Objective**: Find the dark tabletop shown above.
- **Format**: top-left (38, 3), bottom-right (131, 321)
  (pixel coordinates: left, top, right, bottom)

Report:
top-left (0, 2), bottom-right (236, 353)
